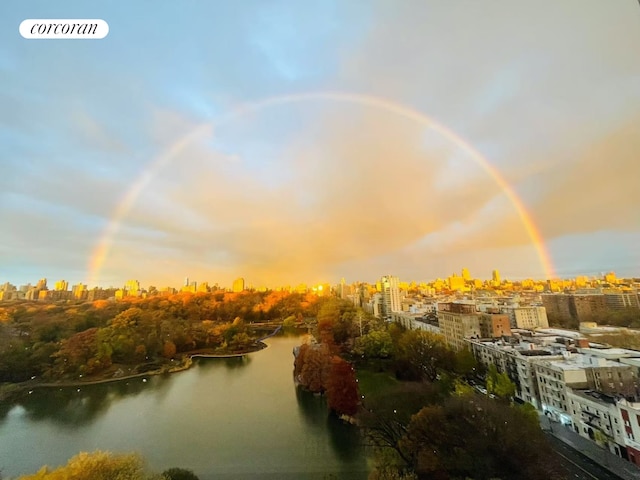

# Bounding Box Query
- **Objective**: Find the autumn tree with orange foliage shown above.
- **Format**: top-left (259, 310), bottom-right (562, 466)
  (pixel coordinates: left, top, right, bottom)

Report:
top-left (52, 328), bottom-right (101, 375)
top-left (162, 340), bottom-right (177, 359)
top-left (293, 343), bottom-right (309, 380)
top-left (1, 289), bottom-right (323, 384)
top-left (326, 356), bottom-right (359, 416)
top-left (298, 343), bottom-right (332, 393)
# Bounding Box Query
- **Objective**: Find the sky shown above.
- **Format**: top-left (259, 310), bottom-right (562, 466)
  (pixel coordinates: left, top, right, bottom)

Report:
top-left (1, 0), bottom-right (639, 289)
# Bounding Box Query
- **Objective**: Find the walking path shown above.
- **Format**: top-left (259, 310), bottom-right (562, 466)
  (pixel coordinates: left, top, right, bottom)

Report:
top-left (257, 325), bottom-right (282, 342)
top-left (541, 415), bottom-right (640, 480)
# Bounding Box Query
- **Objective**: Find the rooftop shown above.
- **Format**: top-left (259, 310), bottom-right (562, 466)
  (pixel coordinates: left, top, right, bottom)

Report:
top-left (573, 389), bottom-right (617, 405)
top-left (577, 347), bottom-right (640, 359)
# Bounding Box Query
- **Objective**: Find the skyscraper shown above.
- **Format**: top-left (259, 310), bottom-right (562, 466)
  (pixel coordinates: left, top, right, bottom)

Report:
top-left (492, 269), bottom-right (501, 284)
top-left (462, 268), bottom-right (471, 281)
top-left (72, 283), bottom-right (87, 300)
top-left (380, 275), bottom-right (400, 319)
top-left (233, 277), bottom-right (245, 293)
top-left (125, 279), bottom-right (140, 294)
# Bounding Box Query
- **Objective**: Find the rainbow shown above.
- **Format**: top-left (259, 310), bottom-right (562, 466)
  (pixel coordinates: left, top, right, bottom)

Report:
top-left (87, 91), bottom-right (555, 286)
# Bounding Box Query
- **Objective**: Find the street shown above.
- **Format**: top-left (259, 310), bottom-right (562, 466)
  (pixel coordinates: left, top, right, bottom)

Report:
top-left (547, 434), bottom-right (625, 480)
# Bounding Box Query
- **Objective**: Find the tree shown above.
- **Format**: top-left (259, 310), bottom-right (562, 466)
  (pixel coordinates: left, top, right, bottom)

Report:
top-left (0, 342), bottom-right (34, 382)
top-left (282, 315), bottom-right (297, 327)
top-left (361, 382), bottom-right (443, 467)
top-left (399, 395), bottom-right (561, 480)
top-left (394, 330), bottom-right (453, 382)
top-left (326, 356), bottom-right (359, 416)
top-left (294, 343), bottom-right (310, 380)
top-left (316, 299), bottom-right (341, 345)
top-left (486, 364), bottom-right (516, 400)
top-left (354, 330), bottom-right (394, 358)
top-left (162, 467), bottom-right (200, 480)
top-left (162, 340), bottom-right (177, 359)
top-left (17, 451), bottom-right (162, 480)
top-left (299, 344), bottom-right (331, 393)
top-left (229, 332), bottom-right (252, 351)
top-left (453, 348), bottom-right (477, 379)
top-left (52, 328), bottom-right (100, 376)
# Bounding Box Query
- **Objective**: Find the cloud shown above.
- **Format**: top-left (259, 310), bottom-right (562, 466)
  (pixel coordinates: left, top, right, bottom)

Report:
top-left (2, 1), bottom-right (639, 286)
top-left (70, 109), bottom-right (129, 154)
top-left (97, 103), bottom-right (518, 286)
top-left (532, 118), bottom-right (640, 238)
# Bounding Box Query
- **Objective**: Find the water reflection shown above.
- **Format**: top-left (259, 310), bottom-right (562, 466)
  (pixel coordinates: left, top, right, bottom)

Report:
top-left (0, 334), bottom-right (370, 479)
top-left (220, 355), bottom-right (252, 370)
top-left (7, 375), bottom-right (172, 428)
top-left (0, 400), bottom-right (14, 422)
top-left (326, 413), bottom-right (364, 462)
top-left (295, 385), bottom-right (366, 465)
top-left (281, 327), bottom-right (309, 337)
top-left (194, 355), bottom-right (252, 377)
top-left (295, 386), bottom-right (327, 429)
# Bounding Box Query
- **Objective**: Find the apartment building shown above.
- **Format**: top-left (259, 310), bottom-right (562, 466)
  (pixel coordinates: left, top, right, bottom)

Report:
top-left (503, 306), bottom-right (549, 329)
top-left (567, 389), bottom-right (625, 456)
top-left (479, 312), bottom-right (511, 338)
top-left (437, 302), bottom-right (482, 351)
top-left (391, 311), bottom-right (441, 334)
top-left (542, 293), bottom-right (608, 324)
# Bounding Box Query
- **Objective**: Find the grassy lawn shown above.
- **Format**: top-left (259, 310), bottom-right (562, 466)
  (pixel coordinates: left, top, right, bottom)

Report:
top-left (356, 369), bottom-right (399, 399)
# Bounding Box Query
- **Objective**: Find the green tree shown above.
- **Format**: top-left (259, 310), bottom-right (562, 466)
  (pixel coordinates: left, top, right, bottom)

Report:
top-left (162, 467), bottom-right (200, 480)
top-left (453, 348), bottom-right (477, 379)
top-left (394, 330), bottom-right (453, 382)
top-left (229, 332), bottom-right (253, 351)
top-left (282, 315), bottom-right (297, 328)
top-left (354, 330), bottom-right (394, 358)
top-left (486, 364), bottom-right (516, 400)
top-left (0, 342), bottom-right (34, 382)
top-left (317, 299), bottom-right (342, 345)
top-left (399, 396), bottom-right (562, 480)
top-left (361, 382), bottom-right (443, 466)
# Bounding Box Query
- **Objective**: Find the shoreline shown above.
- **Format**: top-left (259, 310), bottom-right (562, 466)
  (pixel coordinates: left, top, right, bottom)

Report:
top-left (0, 340), bottom-right (269, 401)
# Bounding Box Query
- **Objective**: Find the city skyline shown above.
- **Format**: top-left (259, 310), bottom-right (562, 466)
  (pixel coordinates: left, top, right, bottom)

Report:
top-left (1, 1), bottom-right (639, 288)
top-left (2, 267), bottom-right (636, 293)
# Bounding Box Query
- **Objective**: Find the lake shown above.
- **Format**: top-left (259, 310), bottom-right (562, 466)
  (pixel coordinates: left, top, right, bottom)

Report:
top-left (0, 334), bottom-right (370, 479)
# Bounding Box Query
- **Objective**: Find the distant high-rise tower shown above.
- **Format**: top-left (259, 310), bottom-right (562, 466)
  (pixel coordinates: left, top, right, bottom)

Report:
top-left (462, 268), bottom-right (471, 281)
top-left (233, 277), bottom-right (245, 293)
top-left (380, 275), bottom-right (401, 319)
top-left (185, 277), bottom-right (189, 287)
top-left (36, 278), bottom-right (47, 290)
top-left (72, 283), bottom-right (87, 300)
top-left (54, 280), bottom-right (69, 291)
top-left (492, 270), bottom-right (501, 284)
